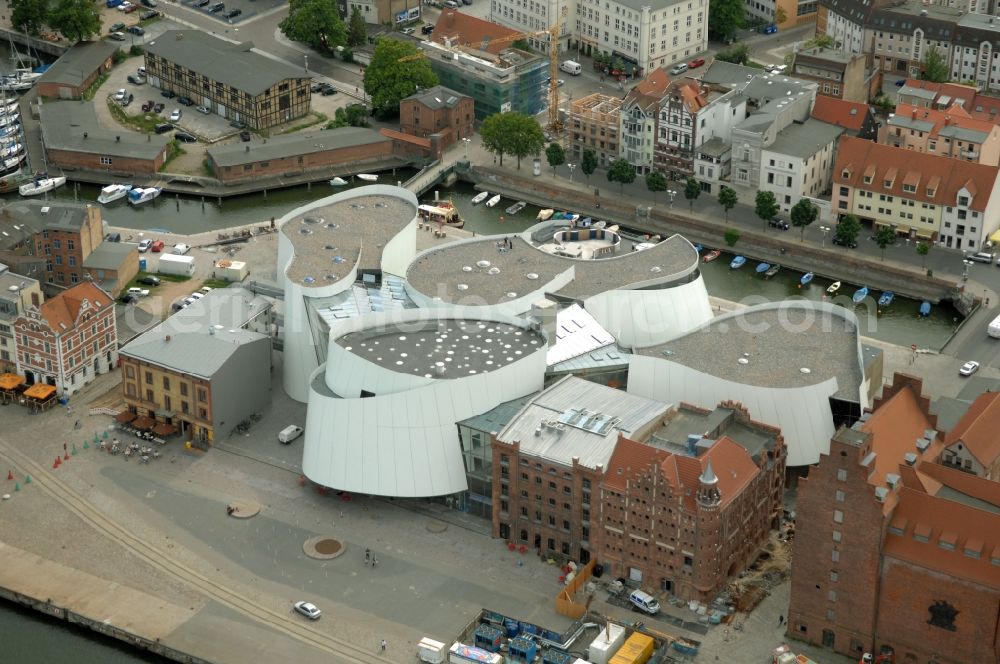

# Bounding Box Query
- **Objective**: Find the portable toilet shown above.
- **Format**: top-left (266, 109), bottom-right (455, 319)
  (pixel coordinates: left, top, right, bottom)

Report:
top-left (474, 624), bottom-right (502, 652)
top-left (509, 637), bottom-right (538, 663)
top-left (542, 648), bottom-right (575, 664)
top-left (139, 258), bottom-right (147, 271)
top-left (588, 623), bottom-right (626, 664)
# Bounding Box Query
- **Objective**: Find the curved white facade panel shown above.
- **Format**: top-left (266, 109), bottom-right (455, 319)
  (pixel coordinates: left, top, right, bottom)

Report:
top-left (584, 276), bottom-right (714, 349)
top-left (302, 308), bottom-right (548, 497)
top-left (627, 354), bottom-right (838, 466)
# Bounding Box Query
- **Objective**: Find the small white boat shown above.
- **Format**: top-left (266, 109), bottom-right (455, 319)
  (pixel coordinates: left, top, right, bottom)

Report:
top-left (536, 208), bottom-right (554, 221)
top-left (356, 173), bottom-right (378, 182)
top-left (0, 142), bottom-right (22, 159)
top-left (2, 155), bottom-right (24, 172)
top-left (329, 177), bottom-right (348, 186)
top-left (4, 69), bottom-right (41, 84)
top-left (97, 183), bottom-right (133, 204)
top-left (127, 187), bottom-right (161, 205)
top-left (0, 79), bottom-right (33, 93)
top-left (471, 191), bottom-right (490, 205)
top-left (0, 100), bottom-right (17, 114)
top-left (485, 194), bottom-right (502, 208)
top-left (505, 201), bottom-right (527, 215)
top-left (19, 175), bottom-right (66, 196)
top-left (826, 281), bottom-right (841, 295)
top-left (0, 113), bottom-right (19, 128)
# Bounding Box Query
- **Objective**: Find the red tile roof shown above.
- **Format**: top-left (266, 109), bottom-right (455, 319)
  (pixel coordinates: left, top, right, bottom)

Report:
top-left (860, 379), bottom-right (941, 490)
top-left (604, 435), bottom-right (669, 492)
top-left (811, 96), bottom-right (870, 131)
top-left (943, 390), bottom-right (1000, 468)
top-left (900, 78), bottom-right (1000, 122)
top-left (834, 136), bottom-right (1000, 213)
top-left (624, 68), bottom-right (671, 112)
top-left (432, 10), bottom-right (522, 56)
top-left (891, 103), bottom-right (997, 143)
top-left (38, 282), bottom-right (110, 335)
top-left (666, 79), bottom-right (708, 115)
top-left (379, 128), bottom-right (431, 148)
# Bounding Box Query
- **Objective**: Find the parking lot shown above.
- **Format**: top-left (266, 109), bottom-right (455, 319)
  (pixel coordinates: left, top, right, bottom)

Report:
top-left (180, 0), bottom-right (286, 25)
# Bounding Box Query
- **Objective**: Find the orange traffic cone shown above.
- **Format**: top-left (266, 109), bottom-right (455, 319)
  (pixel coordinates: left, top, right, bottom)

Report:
top-left (53, 457), bottom-right (61, 468)
top-left (63, 452), bottom-right (69, 461)
top-left (6, 470), bottom-right (12, 481)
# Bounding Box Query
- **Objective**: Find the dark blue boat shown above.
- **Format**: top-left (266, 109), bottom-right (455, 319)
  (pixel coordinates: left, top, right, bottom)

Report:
top-left (800, 272), bottom-right (814, 286)
top-left (878, 291), bottom-right (894, 307)
top-left (919, 301), bottom-right (931, 316)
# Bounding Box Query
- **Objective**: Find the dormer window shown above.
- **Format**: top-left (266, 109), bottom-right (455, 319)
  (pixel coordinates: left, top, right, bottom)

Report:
top-left (841, 169), bottom-right (850, 179)
top-left (927, 186), bottom-right (936, 196)
top-left (902, 184), bottom-right (916, 193)
top-left (958, 195), bottom-right (969, 206)
top-left (863, 175), bottom-right (873, 184)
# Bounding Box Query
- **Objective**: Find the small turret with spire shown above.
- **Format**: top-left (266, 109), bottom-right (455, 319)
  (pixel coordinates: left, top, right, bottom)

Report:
top-left (697, 459), bottom-right (721, 507)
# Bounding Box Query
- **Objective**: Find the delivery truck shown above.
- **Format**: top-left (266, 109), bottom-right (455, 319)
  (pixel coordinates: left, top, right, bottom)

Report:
top-left (157, 253), bottom-right (195, 277)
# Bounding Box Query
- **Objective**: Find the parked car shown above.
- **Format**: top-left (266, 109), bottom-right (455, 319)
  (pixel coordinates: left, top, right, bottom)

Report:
top-left (320, 84), bottom-right (337, 96)
top-left (688, 57), bottom-right (705, 68)
top-left (401, 27), bottom-right (415, 35)
top-left (141, 100), bottom-right (153, 112)
top-left (195, 105), bottom-right (210, 114)
top-left (225, 8), bottom-right (241, 17)
top-left (110, 31), bottom-right (126, 41)
top-left (127, 74), bottom-right (146, 85)
top-left (114, 88), bottom-right (127, 101)
top-left (229, 119), bottom-right (246, 129)
top-left (239, 130), bottom-right (251, 142)
top-left (444, 0), bottom-right (459, 6)
top-left (154, 122), bottom-right (173, 134)
top-left (760, 23), bottom-right (777, 34)
top-left (421, 24), bottom-right (434, 35)
top-left (107, 0), bottom-right (123, 8)
top-left (895, 79), bottom-right (907, 87)
top-left (959, 360), bottom-right (980, 376)
top-left (139, 10), bottom-right (159, 19)
top-left (768, 218), bottom-right (789, 230)
top-left (110, 22), bottom-right (126, 32)
top-left (127, 26), bottom-right (145, 35)
top-left (127, 287), bottom-right (150, 297)
top-left (209, 2), bottom-right (225, 12)
top-left (177, 96), bottom-right (194, 106)
top-left (832, 235), bottom-right (857, 248)
top-left (161, 90), bottom-right (176, 99)
top-left (293, 601), bottom-right (321, 620)
top-left (461, 0), bottom-right (472, 5)
top-left (174, 131), bottom-right (197, 143)
top-left (172, 243), bottom-right (190, 255)
top-left (188, 292), bottom-right (204, 301)
top-left (119, 293), bottom-right (137, 304)
top-left (543, 77), bottom-right (565, 87)
top-left (150, 240), bottom-right (164, 252)
top-left (118, 1), bottom-right (133, 11)
top-left (195, 0), bottom-right (210, 5)
top-left (123, 3), bottom-right (137, 12)
top-left (169, 108), bottom-right (182, 121)
top-left (310, 82), bottom-right (323, 92)
top-left (105, 232), bottom-right (122, 242)
top-left (121, 94), bottom-right (133, 107)
top-left (137, 275), bottom-right (161, 285)
top-left (153, 102), bottom-right (164, 113)
top-left (669, 62), bottom-right (688, 75)
top-left (140, 0), bottom-right (157, 6)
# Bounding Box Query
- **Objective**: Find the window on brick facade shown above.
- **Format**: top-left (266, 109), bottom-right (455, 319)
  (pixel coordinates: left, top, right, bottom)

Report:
top-left (837, 468), bottom-right (848, 481)
top-left (826, 609), bottom-right (835, 621)
top-left (563, 520), bottom-right (570, 530)
top-left (520, 507), bottom-right (528, 517)
top-left (548, 515), bottom-right (555, 526)
top-left (833, 510), bottom-right (844, 523)
top-left (831, 549), bottom-right (840, 562)
top-left (835, 490), bottom-right (845, 502)
top-left (145, 371), bottom-right (153, 384)
top-left (832, 530), bottom-right (842, 542)
top-left (830, 571), bottom-right (838, 582)
top-left (828, 590), bottom-right (837, 602)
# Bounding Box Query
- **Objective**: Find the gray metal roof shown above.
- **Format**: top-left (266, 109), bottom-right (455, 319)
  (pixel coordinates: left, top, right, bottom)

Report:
top-left (459, 392), bottom-right (539, 433)
top-left (697, 137), bottom-right (730, 157)
top-left (145, 31), bottom-right (305, 96)
top-left (0, 200), bottom-right (92, 235)
top-left (887, 115), bottom-right (935, 134)
top-left (955, 378), bottom-right (1000, 402)
top-left (938, 125), bottom-right (989, 143)
top-left (82, 242), bottom-right (135, 270)
top-left (38, 40), bottom-right (118, 88)
top-left (404, 85), bottom-right (467, 110)
top-left (547, 345), bottom-right (630, 375)
top-left (0, 269), bottom-right (38, 304)
top-left (40, 102), bottom-right (170, 161)
top-left (898, 85), bottom-right (937, 101)
top-left (930, 396), bottom-right (972, 434)
top-left (611, 0), bottom-right (685, 12)
top-left (208, 127), bottom-right (390, 168)
top-left (496, 375), bottom-right (671, 469)
top-left (765, 119), bottom-right (843, 160)
top-left (652, 405), bottom-right (777, 462)
top-left (120, 287), bottom-right (270, 378)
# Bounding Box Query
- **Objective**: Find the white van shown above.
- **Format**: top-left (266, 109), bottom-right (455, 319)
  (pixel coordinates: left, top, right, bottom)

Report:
top-left (628, 589), bottom-right (660, 615)
top-left (560, 60), bottom-right (582, 75)
top-left (278, 425), bottom-right (304, 444)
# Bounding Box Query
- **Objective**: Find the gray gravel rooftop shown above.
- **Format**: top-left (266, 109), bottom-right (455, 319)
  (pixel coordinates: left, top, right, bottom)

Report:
top-left (281, 193), bottom-right (415, 288)
top-left (640, 306), bottom-right (863, 400)
top-left (406, 233), bottom-right (697, 305)
top-left (337, 319), bottom-right (545, 377)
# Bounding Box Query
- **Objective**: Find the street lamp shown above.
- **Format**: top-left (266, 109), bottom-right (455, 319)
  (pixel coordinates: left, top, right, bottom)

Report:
top-left (567, 163), bottom-right (576, 182)
top-left (962, 258), bottom-right (974, 282)
top-left (820, 225), bottom-right (830, 247)
top-left (461, 137), bottom-right (471, 159)
top-left (667, 189), bottom-right (677, 208)
top-left (304, 54), bottom-right (309, 74)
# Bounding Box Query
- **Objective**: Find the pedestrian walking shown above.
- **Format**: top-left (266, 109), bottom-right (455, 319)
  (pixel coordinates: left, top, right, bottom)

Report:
top-left (380, 639), bottom-right (387, 653)
top-left (778, 614), bottom-right (784, 626)
top-left (372, 554), bottom-right (378, 567)
top-left (365, 548), bottom-right (370, 564)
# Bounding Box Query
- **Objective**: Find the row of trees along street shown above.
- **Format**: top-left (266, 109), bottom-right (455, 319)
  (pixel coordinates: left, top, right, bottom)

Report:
top-left (12, 0), bottom-right (101, 42)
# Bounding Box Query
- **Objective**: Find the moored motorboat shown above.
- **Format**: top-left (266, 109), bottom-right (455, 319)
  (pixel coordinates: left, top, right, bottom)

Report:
top-left (702, 250), bottom-right (721, 263)
top-left (852, 286), bottom-right (869, 303)
top-left (755, 262), bottom-right (771, 274)
top-left (505, 201), bottom-right (527, 215)
top-left (485, 194), bottom-right (502, 208)
top-left (0, 170), bottom-right (32, 193)
top-left (826, 281), bottom-right (841, 294)
top-left (730, 255), bottom-right (746, 270)
top-left (878, 291), bottom-right (894, 307)
top-left (127, 186), bottom-right (162, 205)
top-left (97, 183), bottom-right (133, 204)
top-left (329, 177), bottom-right (348, 186)
top-left (1, 155), bottom-right (24, 173)
top-left (356, 173), bottom-right (378, 182)
top-left (471, 191), bottom-right (490, 205)
top-left (417, 200), bottom-right (464, 228)
top-left (765, 264), bottom-right (781, 278)
top-left (18, 175), bottom-right (66, 196)
top-left (800, 272), bottom-right (814, 286)
top-left (536, 208), bottom-right (554, 220)
top-left (0, 142), bottom-right (22, 159)
top-left (919, 301), bottom-right (931, 317)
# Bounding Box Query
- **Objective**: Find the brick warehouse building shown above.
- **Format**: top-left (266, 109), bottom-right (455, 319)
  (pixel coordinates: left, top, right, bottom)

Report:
top-left (491, 377), bottom-right (786, 602)
top-left (13, 281), bottom-right (117, 395)
top-left (399, 86), bottom-right (474, 154)
top-left (787, 373), bottom-right (1000, 663)
top-left (145, 31), bottom-right (310, 130)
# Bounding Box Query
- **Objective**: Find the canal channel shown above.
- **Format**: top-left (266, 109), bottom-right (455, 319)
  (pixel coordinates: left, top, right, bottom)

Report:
top-left (2, 175), bottom-right (961, 350)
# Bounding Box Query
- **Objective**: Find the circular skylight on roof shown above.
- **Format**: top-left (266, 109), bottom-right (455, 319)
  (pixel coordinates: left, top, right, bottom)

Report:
top-left (299, 228), bottom-right (313, 235)
top-left (477, 260), bottom-right (491, 268)
top-left (457, 284), bottom-right (469, 291)
top-left (506, 292), bottom-right (517, 298)
top-left (650, 266), bottom-right (661, 273)
top-left (462, 266), bottom-right (473, 272)
top-left (738, 357), bottom-right (749, 365)
top-left (325, 223), bottom-right (339, 230)
top-left (325, 274), bottom-right (338, 281)
top-left (800, 367), bottom-right (812, 374)
top-left (488, 267), bottom-right (500, 275)
top-left (303, 216), bottom-right (323, 224)
top-left (303, 276), bottom-right (315, 284)
top-left (333, 256), bottom-right (345, 263)
top-left (526, 273), bottom-right (539, 280)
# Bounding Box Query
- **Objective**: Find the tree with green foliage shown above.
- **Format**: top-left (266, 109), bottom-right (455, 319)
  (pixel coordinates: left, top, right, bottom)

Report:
top-left (49, 0), bottom-right (101, 42)
top-left (724, 228), bottom-right (741, 247)
top-left (708, 0), bottom-right (743, 43)
top-left (790, 198), bottom-right (818, 242)
top-left (716, 43), bottom-right (750, 65)
top-left (801, 34), bottom-right (836, 50)
top-left (835, 214), bottom-right (862, 246)
top-left (921, 45), bottom-right (949, 83)
top-left (606, 159), bottom-right (636, 194)
top-left (545, 142), bottom-right (565, 176)
top-left (774, 7), bottom-right (787, 25)
top-left (645, 171), bottom-right (667, 203)
top-left (480, 113), bottom-right (507, 166)
top-left (874, 225), bottom-right (896, 260)
top-left (11, 0), bottom-right (48, 35)
top-left (479, 112), bottom-right (544, 169)
top-left (326, 103), bottom-right (369, 129)
top-left (280, 0), bottom-right (347, 55)
top-left (754, 190), bottom-right (780, 231)
top-left (916, 241), bottom-right (930, 267)
top-left (718, 186), bottom-right (738, 221)
top-left (684, 177), bottom-right (701, 211)
top-left (347, 7), bottom-right (367, 47)
top-left (363, 38), bottom-right (437, 118)
top-left (581, 149), bottom-right (597, 182)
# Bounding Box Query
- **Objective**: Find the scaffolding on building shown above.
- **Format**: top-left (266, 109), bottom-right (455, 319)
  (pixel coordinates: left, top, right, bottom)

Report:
top-left (568, 93), bottom-right (623, 162)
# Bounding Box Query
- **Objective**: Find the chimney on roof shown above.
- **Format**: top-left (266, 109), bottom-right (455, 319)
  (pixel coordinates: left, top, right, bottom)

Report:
top-left (165, 335), bottom-right (171, 342)
top-left (911, 109), bottom-right (917, 119)
top-left (904, 452), bottom-right (918, 465)
top-left (944, 116), bottom-right (951, 125)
